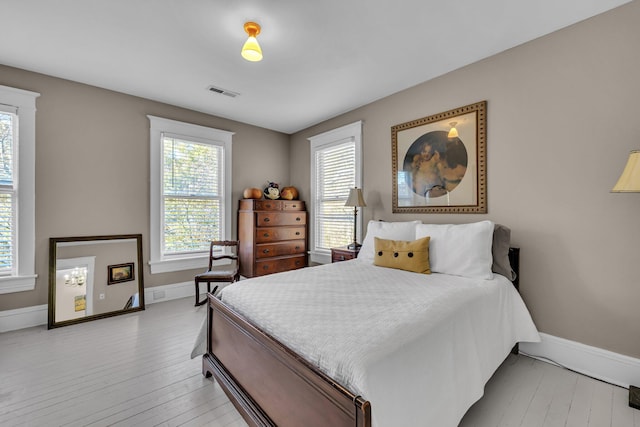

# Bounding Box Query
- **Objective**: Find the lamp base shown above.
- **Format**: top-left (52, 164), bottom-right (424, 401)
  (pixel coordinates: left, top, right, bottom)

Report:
top-left (347, 242), bottom-right (362, 250)
top-left (631, 385), bottom-right (640, 410)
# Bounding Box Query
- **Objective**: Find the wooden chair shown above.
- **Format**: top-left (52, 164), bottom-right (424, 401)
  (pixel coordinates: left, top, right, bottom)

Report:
top-left (194, 240), bottom-right (240, 306)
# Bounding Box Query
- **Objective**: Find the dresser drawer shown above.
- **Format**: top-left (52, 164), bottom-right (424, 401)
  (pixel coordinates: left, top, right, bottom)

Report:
top-left (282, 201), bottom-right (305, 211)
top-left (255, 255), bottom-right (306, 276)
top-left (256, 240), bottom-right (306, 259)
top-left (256, 226), bottom-right (306, 243)
top-left (257, 212), bottom-right (306, 227)
top-left (253, 200), bottom-right (281, 211)
top-left (241, 199), bottom-right (306, 211)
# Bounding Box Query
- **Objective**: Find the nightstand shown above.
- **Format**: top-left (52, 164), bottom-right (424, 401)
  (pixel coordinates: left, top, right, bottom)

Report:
top-left (331, 247), bottom-right (360, 263)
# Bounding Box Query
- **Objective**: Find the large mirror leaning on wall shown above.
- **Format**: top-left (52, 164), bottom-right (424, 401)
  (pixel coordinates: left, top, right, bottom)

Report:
top-left (48, 234), bottom-right (145, 329)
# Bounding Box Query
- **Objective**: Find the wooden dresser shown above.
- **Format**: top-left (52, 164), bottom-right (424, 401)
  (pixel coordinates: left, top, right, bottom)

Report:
top-left (238, 199), bottom-right (308, 278)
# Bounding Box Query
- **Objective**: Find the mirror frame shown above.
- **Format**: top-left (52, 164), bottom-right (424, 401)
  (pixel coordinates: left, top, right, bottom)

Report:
top-left (48, 234), bottom-right (145, 329)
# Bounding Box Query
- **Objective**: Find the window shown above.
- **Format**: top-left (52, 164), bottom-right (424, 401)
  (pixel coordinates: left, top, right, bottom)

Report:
top-left (148, 116), bottom-right (233, 274)
top-left (0, 108), bottom-right (16, 276)
top-left (309, 121), bottom-right (363, 264)
top-left (0, 85), bottom-right (39, 294)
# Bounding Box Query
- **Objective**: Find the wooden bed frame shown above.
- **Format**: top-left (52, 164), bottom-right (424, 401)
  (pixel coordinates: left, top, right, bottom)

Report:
top-left (202, 248), bottom-right (520, 427)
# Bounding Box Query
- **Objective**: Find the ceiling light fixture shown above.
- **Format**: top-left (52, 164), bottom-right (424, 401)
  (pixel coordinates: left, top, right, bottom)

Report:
top-left (447, 122), bottom-right (459, 138)
top-left (241, 22), bottom-right (263, 62)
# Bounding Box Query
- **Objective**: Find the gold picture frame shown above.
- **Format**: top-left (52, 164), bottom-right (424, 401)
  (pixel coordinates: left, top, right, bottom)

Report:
top-left (108, 262), bottom-right (135, 285)
top-left (391, 101), bottom-right (487, 213)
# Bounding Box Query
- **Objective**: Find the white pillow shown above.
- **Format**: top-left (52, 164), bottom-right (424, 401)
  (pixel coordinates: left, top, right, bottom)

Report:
top-left (357, 220), bottom-right (422, 264)
top-left (414, 221), bottom-right (495, 279)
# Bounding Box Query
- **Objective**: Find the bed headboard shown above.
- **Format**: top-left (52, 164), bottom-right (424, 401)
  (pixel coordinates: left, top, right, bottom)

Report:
top-left (508, 247), bottom-right (520, 291)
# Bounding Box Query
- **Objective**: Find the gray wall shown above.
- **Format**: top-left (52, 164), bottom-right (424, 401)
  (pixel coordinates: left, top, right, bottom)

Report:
top-left (290, 1), bottom-right (640, 359)
top-left (3, 1), bottom-right (640, 361)
top-left (0, 65), bottom-right (290, 311)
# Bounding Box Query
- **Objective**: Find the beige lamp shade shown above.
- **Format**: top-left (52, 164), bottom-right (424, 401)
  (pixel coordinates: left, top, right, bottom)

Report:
top-left (447, 121), bottom-right (459, 138)
top-left (612, 150), bottom-right (640, 192)
top-left (345, 188), bottom-right (366, 207)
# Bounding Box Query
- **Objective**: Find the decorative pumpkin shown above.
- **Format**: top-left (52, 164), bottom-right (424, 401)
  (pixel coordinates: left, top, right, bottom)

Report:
top-left (280, 186), bottom-right (299, 200)
top-left (243, 187), bottom-right (262, 199)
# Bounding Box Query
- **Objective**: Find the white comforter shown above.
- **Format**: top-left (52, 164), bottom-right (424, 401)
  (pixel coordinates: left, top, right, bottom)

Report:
top-left (215, 260), bottom-right (539, 427)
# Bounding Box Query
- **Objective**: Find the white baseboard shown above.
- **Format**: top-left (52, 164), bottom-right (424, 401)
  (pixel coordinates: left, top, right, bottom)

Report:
top-left (0, 304), bottom-right (48, 333)
top-left (520, 333), bottom-right (640, 389)
top-left (0, 281), bottom-right (202, 333)
top-left (143, 280), bottom-right (198, 304)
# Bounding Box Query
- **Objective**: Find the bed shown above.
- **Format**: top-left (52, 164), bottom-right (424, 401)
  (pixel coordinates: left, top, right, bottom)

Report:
top-left (199, 220), bottom-right (540, 427)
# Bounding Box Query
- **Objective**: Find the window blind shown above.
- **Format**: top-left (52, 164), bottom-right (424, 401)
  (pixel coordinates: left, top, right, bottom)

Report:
top-left (0, 109), bottom-right (17, 275)
top-left (0, 111), bottom-right (16, 275)
top-left (314, 140), bottom-right (355, 250)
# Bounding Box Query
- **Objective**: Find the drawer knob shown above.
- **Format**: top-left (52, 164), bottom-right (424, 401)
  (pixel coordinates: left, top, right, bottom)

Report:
top-left (292, 204), bottom-right (297, 208)
top-left (263, 265), bottom-right (269, 270)
top-left (295, 261), bottom-right (301, 266)
top-left (295, 246), bottom-right (300, 250)
top-left (295, 231), bottom-right (300, 236)
top-left (263, 233), bottom-right (270, 237)
top-left (295, 217), bottom-right (301, 221)
top-left (264, 218), bottom-right (270, 222)
top-left (263, 249), bottom-right (270, 254)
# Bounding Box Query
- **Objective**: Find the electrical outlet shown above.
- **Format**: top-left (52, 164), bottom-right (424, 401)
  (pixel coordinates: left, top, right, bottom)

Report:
top-left (99, 293), bottom-right (105, 300)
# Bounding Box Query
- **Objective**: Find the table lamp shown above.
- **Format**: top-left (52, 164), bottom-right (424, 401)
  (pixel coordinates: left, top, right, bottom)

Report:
top-left (611, 150), bottom-right (640, 410)
top-left (612, 150), bottom-right (640, 193)
top-left (344, 187), bottom-right (366, 250)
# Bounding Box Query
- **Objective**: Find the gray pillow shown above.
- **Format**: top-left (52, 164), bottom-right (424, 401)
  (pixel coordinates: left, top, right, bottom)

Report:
top-left (492, 224), bottom-right (516, 281)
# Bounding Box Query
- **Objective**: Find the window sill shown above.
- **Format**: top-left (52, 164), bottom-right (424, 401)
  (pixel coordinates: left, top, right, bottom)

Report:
top-left (309, 251), bottom-right (331, 265)
top-left (0, 274), bottom-right (38, 294)
top-left (149, 255), bottom-right (208, 274)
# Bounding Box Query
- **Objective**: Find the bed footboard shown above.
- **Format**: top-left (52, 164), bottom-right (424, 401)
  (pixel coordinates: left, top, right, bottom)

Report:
top-left (203, 294), bottom-right (371, 427)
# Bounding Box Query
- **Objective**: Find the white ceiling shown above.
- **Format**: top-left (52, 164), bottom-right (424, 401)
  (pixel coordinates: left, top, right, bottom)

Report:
top-left (1, 0), bottom-right (631, 134)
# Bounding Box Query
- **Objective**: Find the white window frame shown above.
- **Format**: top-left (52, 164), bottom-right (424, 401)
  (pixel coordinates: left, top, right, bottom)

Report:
top-left (0, 85), bottom-right (39, 294)
top-left (309, 121), bottom-right (363, 265)
top-left (148, 115), bottom-right (233, 274)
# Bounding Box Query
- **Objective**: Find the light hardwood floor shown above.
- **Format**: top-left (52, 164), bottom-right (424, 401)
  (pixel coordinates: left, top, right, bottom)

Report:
top-left (1, 297), bottom-right (637, 427)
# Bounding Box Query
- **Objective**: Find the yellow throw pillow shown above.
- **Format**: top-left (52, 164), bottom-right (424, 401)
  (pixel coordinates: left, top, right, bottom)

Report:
top-left (373, 236), bottom-right (431, 274)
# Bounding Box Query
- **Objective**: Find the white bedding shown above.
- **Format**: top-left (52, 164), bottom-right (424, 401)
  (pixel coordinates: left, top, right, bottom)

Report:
top-left (211, 260), bottom-right (539, 427)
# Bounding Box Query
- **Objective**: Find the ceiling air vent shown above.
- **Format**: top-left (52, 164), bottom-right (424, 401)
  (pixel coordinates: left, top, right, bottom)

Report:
top-left (207, 85), bottom-right (240, 98)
